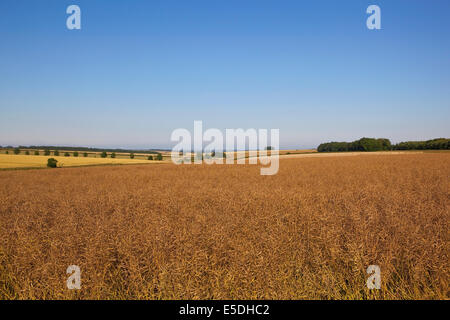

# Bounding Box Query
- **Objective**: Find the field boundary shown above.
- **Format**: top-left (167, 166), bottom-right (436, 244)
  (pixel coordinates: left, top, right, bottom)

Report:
top-left (0, 161), bottom-right (166, 172)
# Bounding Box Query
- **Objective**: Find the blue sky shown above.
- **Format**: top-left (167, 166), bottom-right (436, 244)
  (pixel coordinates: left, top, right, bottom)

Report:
top-left (0, 0), bottom-right (449, 149)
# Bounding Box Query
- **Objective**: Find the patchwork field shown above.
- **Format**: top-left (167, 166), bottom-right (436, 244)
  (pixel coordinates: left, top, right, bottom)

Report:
top-left (0, 154), bottom-right (162, 169)
top-left (0, 153), bottom-right (448, 299)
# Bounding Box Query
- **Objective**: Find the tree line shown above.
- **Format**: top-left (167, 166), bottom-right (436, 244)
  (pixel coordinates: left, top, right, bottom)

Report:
top-left (0, 147), bottom-right (163, 160)
top-left (317, 138), bottom-right (449, 152)
top-left (10, 145), bottom-right (164, 155)
top-left (392, 138), bottom-right (449, 150)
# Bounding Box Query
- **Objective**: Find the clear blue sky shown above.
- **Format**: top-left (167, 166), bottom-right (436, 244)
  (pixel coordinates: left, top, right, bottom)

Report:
top-left (0, 0), bottom-right (449, 149)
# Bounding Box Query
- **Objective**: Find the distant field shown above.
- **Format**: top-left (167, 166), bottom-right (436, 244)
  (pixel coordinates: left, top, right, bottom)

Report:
top-left (0, 149), bottom-right (320, 169)
top-left (0, 149), bottom-right (169, 161)
top-left (0, 153), bottom-right (448, 299)
top-left (0, 154), bottom-right (161, 169)
top-left (1, 149), bottom-right (440, 169)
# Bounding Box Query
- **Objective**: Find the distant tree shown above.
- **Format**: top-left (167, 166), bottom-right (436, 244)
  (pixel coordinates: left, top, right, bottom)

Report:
top-left (5, 150), bottom-right (9, 154)
top-left (357, 138), bottom-right (381, 151)
top-left (100, 151), bottom-right (107, 158)
top-left (47, 158), bottom-right (58, 168)
top-left (73, 151), bottom-right (79, 157)
top-left (111, 152), bottom-right (116, 158)
top-left (13, 148), bottom-right (20, 155)
top-left (148, 155), bottom-right (153, 160)
top-left (211, 150), bottom-right (216, 157)
top-left (25, 150), bottom-right (30, 155)
top-left (378, 138), bottom-right (392, 151)
top-left (156, 153), bottom-right (163, 161)
top-left (130, 153), bottom-right (135, 159)
top-left (64, 152), bottom-right (70, 157)
top-left (34, 150), bottom-right (39, 155)
top-left (54, 150), bottom-right (60, 156)
top-left (83, 152), bottom-right (88, 157)
top-left (44, 149), bottom-right (50, 156)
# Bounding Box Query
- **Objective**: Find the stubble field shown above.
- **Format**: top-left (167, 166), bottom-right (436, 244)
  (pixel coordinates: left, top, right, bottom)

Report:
top-left (0, 154), bottom-right (163, 169)
top-left (0, 153), bottom-right (448, 299)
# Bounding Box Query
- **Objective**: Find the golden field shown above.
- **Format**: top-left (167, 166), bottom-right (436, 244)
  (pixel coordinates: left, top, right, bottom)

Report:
top-left (0, 153), bottom-right (448, 299)
top-left (0, 154), bottom-right (162, 169)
